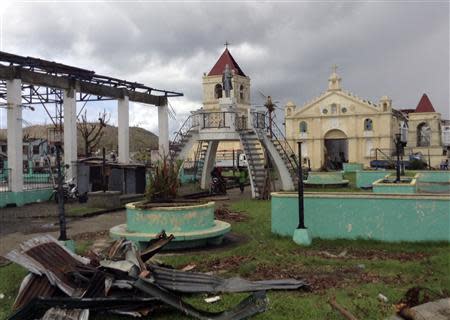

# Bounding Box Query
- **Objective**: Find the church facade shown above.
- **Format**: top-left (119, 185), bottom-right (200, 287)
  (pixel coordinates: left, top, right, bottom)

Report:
top-left (284, 69), bottom-right (449, 169)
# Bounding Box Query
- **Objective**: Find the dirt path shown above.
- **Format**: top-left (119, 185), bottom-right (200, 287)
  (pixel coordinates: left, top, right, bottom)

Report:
top-left (0, 209), bottom-right (125, 256)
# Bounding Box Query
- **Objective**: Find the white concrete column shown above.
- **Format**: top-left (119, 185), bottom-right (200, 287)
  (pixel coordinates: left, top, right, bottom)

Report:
top-left (63, 88), bottom-right (77, 181)
top-left (200, 140), bottom-right (219, 189)
top-left (118, 95), bottom-right (130, 164)
top-left (158, 98), bottom-right (169, 157)
top-left (7, 78), bottom-right (23, 192)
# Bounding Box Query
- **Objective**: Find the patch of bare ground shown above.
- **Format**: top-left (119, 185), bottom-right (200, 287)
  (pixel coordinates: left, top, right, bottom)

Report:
top-left (72, 230), bottom-right (110, 241)
top-left (214, 206), bottom-right (249, 222)
top-left (200, 255), bottom-right (254, 272)
top-left (295, 248), bottom-right (430, 262)
top-left (248, 264), bottom-right (406, 292)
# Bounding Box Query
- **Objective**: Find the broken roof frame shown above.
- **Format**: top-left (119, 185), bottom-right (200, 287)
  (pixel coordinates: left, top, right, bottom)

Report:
top-left (0, 51), bottom-right (183, 108)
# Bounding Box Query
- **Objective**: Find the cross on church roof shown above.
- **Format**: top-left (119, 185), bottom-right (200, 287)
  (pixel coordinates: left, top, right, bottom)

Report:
top-left (224, 41), bottom-right (230, 49)
top-left (332, 64), bottom-right (338, 74)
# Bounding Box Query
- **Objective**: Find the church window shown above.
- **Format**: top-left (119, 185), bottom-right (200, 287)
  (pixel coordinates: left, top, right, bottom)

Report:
top-left (383, 102), bottom-right (388, 112)
top-left (299, 121), bottom-right (307, 133)
top-left (341, 107), bottom-right (347, 113)
top-left (322, 108), bottom-right (328, 114)
top-left (331, 103), bottom-right (337, 114)
top-left (239, 85), bottom-right (244, 101)
top-left (417, 122), bottom-right (431, 147)
top-left (214, 84), bottom-right (223, 99)
top-left (364, 118), bottom-right (373, 131)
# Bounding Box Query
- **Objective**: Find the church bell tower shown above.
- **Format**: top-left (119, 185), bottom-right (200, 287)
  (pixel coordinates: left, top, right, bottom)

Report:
top-left (202, 46), bottom-right (251, 111)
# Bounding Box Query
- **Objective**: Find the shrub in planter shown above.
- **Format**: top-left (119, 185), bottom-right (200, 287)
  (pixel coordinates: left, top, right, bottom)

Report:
top-left (146, 155), bottom-right (181, 202)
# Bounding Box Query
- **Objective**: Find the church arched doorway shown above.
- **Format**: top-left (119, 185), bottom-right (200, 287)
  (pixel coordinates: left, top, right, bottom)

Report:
top-left (324, 129), bottom-right (348, 170)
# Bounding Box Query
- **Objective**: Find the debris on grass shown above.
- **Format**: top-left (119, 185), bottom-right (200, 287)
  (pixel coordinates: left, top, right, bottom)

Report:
top-left (296, 248), bottom-right (430, 262)
top-left (205, 296), bottom-right (221, 303)
top-left (214, 206), bottom-right (249, 222)
top-left (4, 235), bottom-right (309, 320)
top-left (328, 296), bottom-right (360, 320)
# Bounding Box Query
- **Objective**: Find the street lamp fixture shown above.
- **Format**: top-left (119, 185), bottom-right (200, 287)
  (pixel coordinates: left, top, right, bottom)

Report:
top-left (292, 141), bottom-right (312, 246)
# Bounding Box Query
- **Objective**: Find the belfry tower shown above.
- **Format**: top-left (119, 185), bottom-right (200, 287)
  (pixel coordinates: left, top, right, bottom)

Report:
top-left (202, 48), bottom-right (251, 111)
top-left (171, 46), bottom-right (297, 199)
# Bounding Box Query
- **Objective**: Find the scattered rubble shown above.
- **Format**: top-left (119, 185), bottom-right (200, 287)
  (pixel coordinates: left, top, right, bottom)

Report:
top-left (4, 234), bottom-right (309, 319)
top-left (214, 206), bottom-right (249, 222)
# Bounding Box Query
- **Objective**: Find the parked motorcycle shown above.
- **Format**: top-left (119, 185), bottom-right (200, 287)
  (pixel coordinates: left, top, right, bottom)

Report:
top-left (53, 178), bottom-right (88, 203)
top-left (210, 176), bottom-right (227, 195)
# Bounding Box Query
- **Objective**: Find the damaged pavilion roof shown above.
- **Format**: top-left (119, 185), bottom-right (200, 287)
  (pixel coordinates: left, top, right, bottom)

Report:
top-left (0, 51), bottom-right (183, 107)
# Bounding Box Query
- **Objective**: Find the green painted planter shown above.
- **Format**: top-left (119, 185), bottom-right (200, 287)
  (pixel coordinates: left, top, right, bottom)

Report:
top-left (271, 192), bottom-right (450, 242)
top-left (372, 177), bottom-right (416, 194)
top-left (343, 163), bottom-right (364, 173)
top-left (110, 201), bottom-right (231, 249)
top-left (356, 170), bottom-right (393, 188)
top-left (304, 171), bottom-right (349, 187)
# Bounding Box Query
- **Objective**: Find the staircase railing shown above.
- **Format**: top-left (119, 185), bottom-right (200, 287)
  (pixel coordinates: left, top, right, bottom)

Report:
top-left (170, 114), bottom-right (196, 151)
top-left (251, 111), bottom-right (298, 171)
top-left (372, 148), bottom-right (394, 163)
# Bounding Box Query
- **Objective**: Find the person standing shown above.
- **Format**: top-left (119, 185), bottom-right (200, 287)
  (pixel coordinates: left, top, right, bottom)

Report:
top-left (238, 167), bottom-right (247, 193)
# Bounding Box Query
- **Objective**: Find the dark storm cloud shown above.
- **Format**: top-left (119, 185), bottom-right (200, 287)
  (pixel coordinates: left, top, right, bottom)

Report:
top-left (2, 1), bottom-right (448, 132)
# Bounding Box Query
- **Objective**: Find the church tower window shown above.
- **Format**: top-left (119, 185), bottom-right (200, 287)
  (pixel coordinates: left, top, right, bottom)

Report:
top-left (239, 85), bottom-right (244, 101)
top-left (417, 122), bottom-right (431, 147)
top-left (299, 121), bottom-right (308, 133)
top-left (214, 84), bottom-right (223, 99)
top-left (364, 118), bottom-right (373, 131)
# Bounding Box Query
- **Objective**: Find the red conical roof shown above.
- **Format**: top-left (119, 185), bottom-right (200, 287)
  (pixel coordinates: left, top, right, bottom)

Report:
top-left (415, 94), bottom-right (436, 113)
top-left (208, 48), bottom-right (246, 77)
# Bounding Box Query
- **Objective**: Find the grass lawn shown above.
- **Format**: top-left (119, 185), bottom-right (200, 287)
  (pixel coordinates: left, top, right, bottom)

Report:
top-left (1, 199), bottom-right (448, 320)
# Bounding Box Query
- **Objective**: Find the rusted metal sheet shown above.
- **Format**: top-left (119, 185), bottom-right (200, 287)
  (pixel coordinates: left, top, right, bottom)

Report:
top-left (140, 231), bottom-right (175, 262)
top-left (148, 264), bottom-right (309, 293)
top-left (5, 235), bottom-right (307, 320)
top-left (41, 308), bottom-right (89, 320)
top-left (13, 274), bottom-right (56, 311)
top-left (134, 279), bottom-right (268, 320)
top-left (5, 235), bottom-right (93, 297)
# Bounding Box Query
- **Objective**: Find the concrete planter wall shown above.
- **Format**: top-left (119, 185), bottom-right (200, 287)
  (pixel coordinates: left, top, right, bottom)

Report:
top-left (126, 201), bottom-right (215, 233)
top-left (355, 170), bottom-right (393, 188)
top-left (372, 177), bottom-right (416, 194)
top-left (271, 192), bottom-right (450, 242)
top-left (304, 171), bottom-right (349, 187)
top-left (343, 163), bottom-right (364, 173)
top-left (110, 201), bottom-right (231, 249)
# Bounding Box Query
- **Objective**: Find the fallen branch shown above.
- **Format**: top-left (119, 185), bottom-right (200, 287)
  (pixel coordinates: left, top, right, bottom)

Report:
top-left (328, 296), bottom-right (360, 320)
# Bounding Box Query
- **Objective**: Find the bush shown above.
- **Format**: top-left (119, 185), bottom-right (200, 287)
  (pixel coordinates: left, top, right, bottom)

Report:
top-left (146, 155), bottom-right (180, 202)
top-left (408, 159), bottom-right (427, 170)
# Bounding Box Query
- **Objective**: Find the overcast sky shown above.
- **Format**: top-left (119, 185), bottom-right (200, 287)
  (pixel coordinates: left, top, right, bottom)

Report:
top-left (0, 1), bottom-right (448, 136)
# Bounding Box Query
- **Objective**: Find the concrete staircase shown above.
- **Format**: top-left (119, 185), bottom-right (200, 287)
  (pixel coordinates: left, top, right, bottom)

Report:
top-left (238, 130), bottom-right (267, 199)
top-left (193, 141), bottom-right (209, 180)
top-left (270, 138), bottom-right (299, 186)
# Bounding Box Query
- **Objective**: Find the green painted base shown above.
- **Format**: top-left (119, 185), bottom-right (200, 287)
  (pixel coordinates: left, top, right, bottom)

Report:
top-left (109, 220), bottom-right (231, 250)
top-left (292, 228), bottom-right (312, 246)
top-left (59, 239), bottom-right (75, 252)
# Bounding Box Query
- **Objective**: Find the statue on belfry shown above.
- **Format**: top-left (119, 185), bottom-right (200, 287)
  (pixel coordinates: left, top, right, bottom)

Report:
top-left (222, 64), bottom-right (233, 98)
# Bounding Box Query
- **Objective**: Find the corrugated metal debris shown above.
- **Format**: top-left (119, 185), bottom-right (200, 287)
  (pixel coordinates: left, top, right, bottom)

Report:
top-left (5, 235), bottom-right (309, 320)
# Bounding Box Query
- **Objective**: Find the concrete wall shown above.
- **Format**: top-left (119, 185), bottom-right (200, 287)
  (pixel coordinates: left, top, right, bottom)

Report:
top-left (271, 192), bottom-right (450, 242)
top-left (372, 178), bottom-right (417, 194)
top-left (355, 170), bottom-right (393, 188)
top-left (0, 189), bottom-right (53, 208)
top-left (343, 163), bottom-right (363, 172)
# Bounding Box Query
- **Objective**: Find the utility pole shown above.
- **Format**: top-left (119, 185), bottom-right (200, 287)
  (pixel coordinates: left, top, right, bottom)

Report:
top-left (55, 143), bottom-right (67, 240)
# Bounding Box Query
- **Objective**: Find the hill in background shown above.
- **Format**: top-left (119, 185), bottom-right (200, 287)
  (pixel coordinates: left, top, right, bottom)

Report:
top-left (0, 124), bottom-right (159, 155)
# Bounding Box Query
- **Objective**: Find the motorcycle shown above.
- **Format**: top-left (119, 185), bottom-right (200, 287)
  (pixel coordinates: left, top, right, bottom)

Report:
top-left (210, 176), bottom-right (227, 195)
top-left (53, 178), bottom-right (88, 204)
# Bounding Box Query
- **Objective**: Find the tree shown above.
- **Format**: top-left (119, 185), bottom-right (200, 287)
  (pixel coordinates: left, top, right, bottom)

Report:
top-left (77, 109), bottom-right (110, 156)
